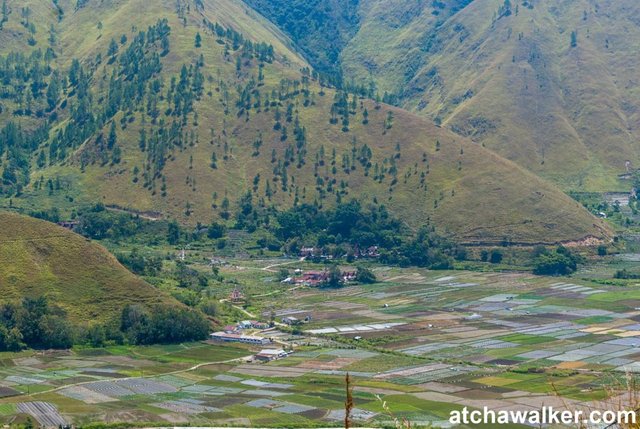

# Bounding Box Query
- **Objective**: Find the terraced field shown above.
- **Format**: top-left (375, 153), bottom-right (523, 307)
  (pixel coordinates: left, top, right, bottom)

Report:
top-left (2, 261), bottom-right (640, 427)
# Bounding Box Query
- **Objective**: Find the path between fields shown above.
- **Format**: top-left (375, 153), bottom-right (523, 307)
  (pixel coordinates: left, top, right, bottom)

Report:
top-left (229, 258), bottom-right (302, 273)
top-left (261, 259), bottom-right (302, 272)
top-left (17, 354), bottom-right (253, 399)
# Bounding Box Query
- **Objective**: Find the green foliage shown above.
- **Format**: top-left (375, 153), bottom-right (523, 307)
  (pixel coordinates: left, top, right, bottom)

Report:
top-left (276, 200), bottom-right (402, 248)
top-left (320, 265), bottom-right (344, 288)
top-left (167, 220), bottom-right (180, 244)
top-left (384, 226), bottom-right (456, 269)
top-left (355, 266), bottom-right (377, 283)
top-left (117, 248), bottom-right (162, 276)
top-left (489, 249), bottom-right (503, 264)
top-left (243, 0), bottom-right (360, 84)
top-left (120, 304), bottom-right (209, 345)
top-left (0, 294), bottom-right (206, 350)
top-left (207, 221), bottom-right (225, 239)
top-left (614, 269), bottom-right (640, 280)
top-left (0, 297), bottom-right (74, 350)
top-left (533, 246), bottom-right (581, 276)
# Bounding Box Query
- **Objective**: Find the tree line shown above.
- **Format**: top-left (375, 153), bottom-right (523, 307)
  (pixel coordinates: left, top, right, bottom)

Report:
top-left (0, 296), bottom-right (209, 352)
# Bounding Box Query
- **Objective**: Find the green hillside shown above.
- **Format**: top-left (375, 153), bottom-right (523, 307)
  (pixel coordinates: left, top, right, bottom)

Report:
top-left (0, 0), bottom-right (610, 244)
top-left (244, 0), bottom-right (640, 191)
top-left (0, 210), bottom-right (170, 323)
top-left (339, 0), bottom-right (640, 191)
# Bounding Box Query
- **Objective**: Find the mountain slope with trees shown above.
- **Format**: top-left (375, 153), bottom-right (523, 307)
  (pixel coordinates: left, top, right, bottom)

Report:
top-left (0, 0), bottom-right (610, 244)
top-left (244, 0), bottom-right (640, 191)
top-left (339, 0), bottom-right (640, 190)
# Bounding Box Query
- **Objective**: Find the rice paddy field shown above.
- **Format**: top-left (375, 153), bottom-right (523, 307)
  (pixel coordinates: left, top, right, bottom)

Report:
top-left (4, 258), bottom-right (640, 427)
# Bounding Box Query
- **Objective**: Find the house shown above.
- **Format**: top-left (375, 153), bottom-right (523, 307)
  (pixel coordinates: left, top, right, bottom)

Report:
top-left (229, 286), bottom-right (245, 303)
top-left (210, 332), bottom-right (271, 345)
top-left (293, 270), bottom-right (357, 286)
top-left (57, 220), bottom-right (79, 230)
top-left (238, 320), bottom-right (253, 329)
top-left (281, 316), bottom-right (301, 326)
top-left (299, 247), bottom-right (317, 258)
top-left (254, 349), bottom-right (288, 362)
top-left (364, 246), bottom-right (380, 258)
top-left (237, 320), bottom-right (270, 330)
top-left (294, 270), bottom-right (329, 286)
top-left (223, 325), bottom-right (238, 333)
top-left (354, 245), bottom-right (380, 258)
top-left (342, 271), bottom-right (357, 282)
top-left (253, 321), bottom-right (271, 330)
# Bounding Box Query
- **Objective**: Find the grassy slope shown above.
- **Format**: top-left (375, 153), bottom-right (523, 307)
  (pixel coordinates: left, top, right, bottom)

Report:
top-left (0, 211), bottom-right (170, 323)
top-left (341, 0), bottom-right (640, 191)
top-left (0, 0), bottom-right (610, 244)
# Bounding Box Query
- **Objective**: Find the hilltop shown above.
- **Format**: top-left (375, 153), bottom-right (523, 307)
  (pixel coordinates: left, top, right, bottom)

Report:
top-left (0, 211), bottom-right (171, 323)
top-left (0, 0), bottom-right (609, 244)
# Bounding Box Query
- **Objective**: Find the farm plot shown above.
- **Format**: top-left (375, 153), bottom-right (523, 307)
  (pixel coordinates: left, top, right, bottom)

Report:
top-left (80, 378), bottom-right (177, 399)
top-left (306, 323), bottom-right (405, 334)
top-left (326, 408), bottom-right (378, 421)
top-left (154, 400), bottom-right (221, 414)
top-left (59, 386), bottom-right (118, 404)
top-left (17, 402), bottom-right (67, 427)
top-left (0, 387), bottom-right (18, 398)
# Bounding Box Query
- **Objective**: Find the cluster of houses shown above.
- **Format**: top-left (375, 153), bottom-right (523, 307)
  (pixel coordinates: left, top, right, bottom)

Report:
top-left (210, 332), bottom-right (290, 362)
top-left (299, 245), bottom-right (380, 260)
top-left (222, 320), bottom-right (271, 333)
top-left (210, 325), bottom-right (291, 363)
top-left (282, 269), bottom-right (357, 286)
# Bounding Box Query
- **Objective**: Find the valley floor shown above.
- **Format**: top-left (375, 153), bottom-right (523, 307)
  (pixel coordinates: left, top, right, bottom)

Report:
top-left (3, 261), bottom-right (640, 427)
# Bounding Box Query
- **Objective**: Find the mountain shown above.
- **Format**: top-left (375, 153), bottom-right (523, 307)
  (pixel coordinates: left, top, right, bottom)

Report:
top-left (241, 0), bottom-right (360, 80)
top-left (246, 0), bottom-right (640, 191)
top-left (0, 211), bottom-right (170, 323)
top-left (0, 0), bottom-right (610, 244)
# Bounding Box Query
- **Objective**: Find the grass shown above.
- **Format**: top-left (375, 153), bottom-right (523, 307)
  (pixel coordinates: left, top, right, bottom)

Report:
top-left (575, 315), bottom-right (615, 325)
top-left (0, 404), bottom-right (16, 416)
top-left (0, 212), bottom-right (173, 323)
top-left (342, 354), bottom-right (426, 372)
top-left (496, 334), bottom-right (555, 345)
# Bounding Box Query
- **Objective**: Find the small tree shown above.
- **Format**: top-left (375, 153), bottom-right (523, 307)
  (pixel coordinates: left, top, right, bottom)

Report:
top-left (322, 265), bottom-right (343, 288)
top-left (207, 222), bottom-right (225, 239)
top-left (167, 220), bottom-right (180, 245)
top-left (195, 32), bottom-right (202, 48)
top-left (277, 268), bottom-right (290, 281)
top-left (356, 267), bottom-right (377, 284)
top-left (597, 245), bottom-right (607, 256)
top-left (489, 249), bottom-right (503, 264)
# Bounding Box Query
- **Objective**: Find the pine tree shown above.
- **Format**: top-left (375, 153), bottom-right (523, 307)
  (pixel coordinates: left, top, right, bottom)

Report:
top-left (108, 38), bottom-right (119, 57)
top-left (195, 32), bottom-right (202, 48)
top-left (108, 122), bottom-right (117, 150)
top-left (1, 0), bottom-right (8, 25)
